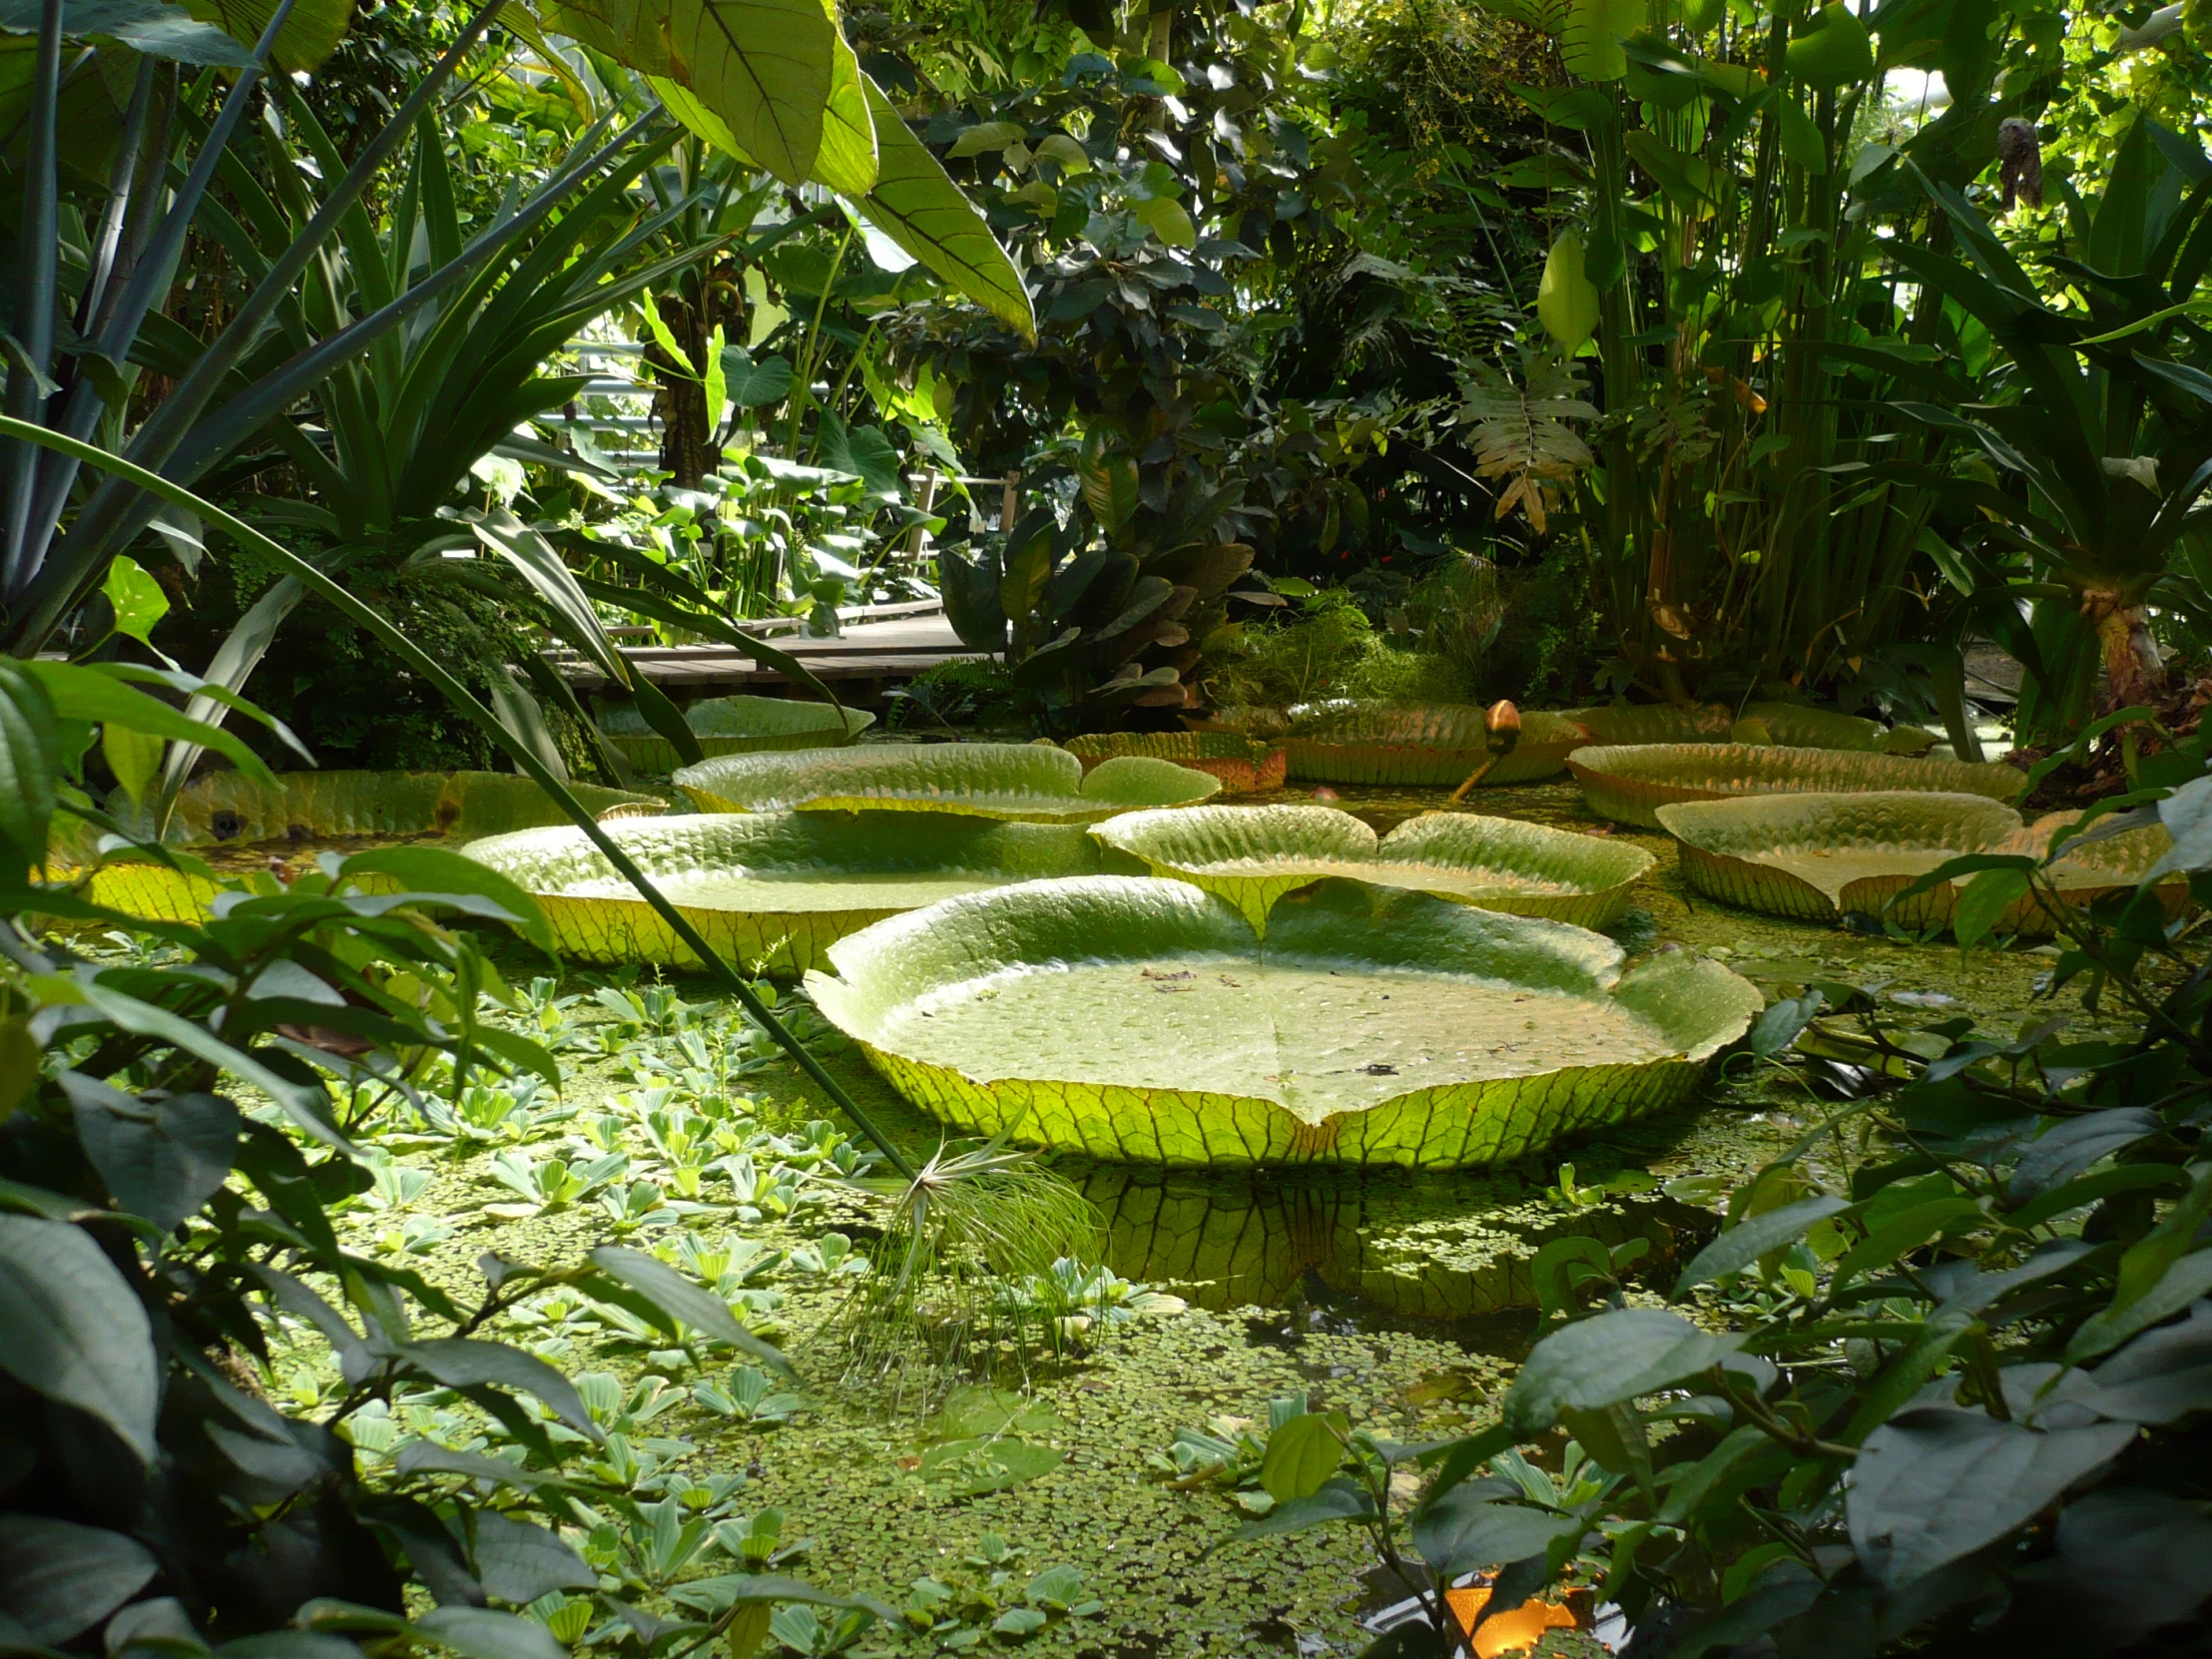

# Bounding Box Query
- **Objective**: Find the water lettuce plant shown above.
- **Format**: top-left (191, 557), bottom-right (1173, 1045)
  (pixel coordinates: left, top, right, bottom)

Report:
top-left (78, 770), bottom-right (664, 921)
top-left (1567, 743), bottom-right (2029, 829)
top-left (1062, 733), bottom-right (1288, 795)
top-left (464, 812), bottom-right (1131, 974)
top-left (675, 743), bottom-right (1220, 821)
top-left (598, 695), bottom-right (876, 774)
top-left (1657, 792), bottom-right (2183, 937)
top-left (1092, 805), bottom-right (1654, 931)
top-left (807, 875), bottom-right (1761, 1168)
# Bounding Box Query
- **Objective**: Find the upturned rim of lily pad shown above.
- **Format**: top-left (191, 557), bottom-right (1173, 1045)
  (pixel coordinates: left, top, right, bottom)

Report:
top-left (806, 874), bottom-right (1762, 1168)
top-left (1091, 803), bottom-right (1654, 931)
top-left (1567, 743), bottom-right (2027, 829)
top-left (462, 811), bottom-right (1130, 975)
top-left (674, 743), bottom-right (1221, 822)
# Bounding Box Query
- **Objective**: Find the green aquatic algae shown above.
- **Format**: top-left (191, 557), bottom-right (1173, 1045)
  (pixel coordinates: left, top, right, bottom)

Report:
top-left (1092, 803), bottom-right (1653, 932)
top-left (807, 875), bottom-right (1761, 1168)
top-left (677, 743), bottom-right (1221, 822)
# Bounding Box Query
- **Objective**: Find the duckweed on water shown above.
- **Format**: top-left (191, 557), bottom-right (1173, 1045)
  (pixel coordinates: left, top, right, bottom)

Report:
top-left (291, 782), bottom-right (2059, 1656)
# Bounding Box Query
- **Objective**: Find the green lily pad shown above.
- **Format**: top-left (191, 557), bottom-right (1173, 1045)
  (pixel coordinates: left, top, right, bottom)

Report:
top-left (675, 744), bottom-right (1220, 822)
top-left (1092, 805), bottom-right (1654, 932)
top-left (597, 694), bottom-right (874, 774)
top-left (1572, 701), bottom-right (1931, 752)
top-left (83, 771), bottom-right (665, 923)
top-left (463, 811), bottom-right (1131, 975)
top-left (807, 875), bottom-right (1762, 1168)
top-left (1567, 743), bottom-right (2027, 829)
top-left (1280, 702), bottom-right (1592, 787)
top-left (1063, 732), bottom-right (1287, 795)
top-left (1658, 791), bottom-right (2183, 937)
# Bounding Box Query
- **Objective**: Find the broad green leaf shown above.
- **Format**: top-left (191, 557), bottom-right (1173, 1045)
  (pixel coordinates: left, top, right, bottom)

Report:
top-left (0, 1216), bottom-right (159, 1462)
top-left (1674, 1195), bottom-right (1849, 1294)
top-left (1505, 1309), bottom-right (1746, 1434)
top-left (948, 120), bottom-right (1026, 158)
top-left (1537, 232), bottom-right (1600, 353)
top-left (0, 663), bottom-right (59, 872)
top-left (338, 844), bottom-right (560, 955)
top-left (1077, 445), bottom-right (1140, 535)
top-left (100, 555), bottom-right (170, 645)
top-left (469, 1512), bottom-right (597, 1603)
top-left (1847, 1408), bottom-right (2134, 1591)
top-left (857, 73), bottom-right (1035, 340)
top-left (412, 1606), bottom-right (570, 1659)
top-left (721, 346), bottom-right (795, 409)
top-left (1259, 1410), bottom-right (1348, 1502)
top-left (1231, 1475), bottom-right (1378, 1538)
top-left (807, 877), bottom-right (1762, 1168)
top-left (1131, 194), bottom-right (1197, 248)
top-left (1412, 1487), bottom-right (1584, 1579)
top-left (674, 743), bottom-right (1219, 823)
top-left (464, 812), bottom-right (1113, 976)
top-left (1786, 2), bottom-right (1874, 88)
top-left (397, 1338), bottom-right (596, 1435)
top-left (1777, 96), bottom-right (1826, 172)
top-left (20, 660), bottom-right (276, 784)
top-left (0, 0), bottom-right (251, 63)
top-left (1561, 0), bottom-right (1645, 79)
top-left (542, 0), bottom-right (837, 184)
top-left (183, 0), bottom-right (351, 69)
top-left (64, 1079), bottom-right (239, 1232)
top-left (703, 321), bottom-right (729, 423)
top-left (808, 23), bottom-right (877, 194)
top-left (1951, 865), bottom-right (2030, 945)
top-left (0, 1515), bottom-right (158, 1643)
top-left (103, 722), bottom-right (163, 810)
top-left (1093, 804), bottom-right (1653, 935)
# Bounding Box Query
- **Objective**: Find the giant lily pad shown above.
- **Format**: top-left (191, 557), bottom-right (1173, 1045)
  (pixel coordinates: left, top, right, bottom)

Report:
top-left (1281, 702), bottom-right (1595, 786)
top-left (1567, 744), bottom-right (2027, 829)
top-left (1573, 701), bottom-right (1933, 753)
top-left (464, 812), bottom-right (1132, 975)
top-left (597, 695), bottom-right (874, 773)
top-left (83, 771), bottom-right (664, 922)
top-left (1063, 732), bottom-right (1287, 795)
top-left (807, 876), bottom-right (1762, 1168)
top-left (1092, 805), bottom-right (1653, 931)
top-left (675, 744), bottom-right (1220, 822)
top-left (1658, 792), bottom-right (2184, 936)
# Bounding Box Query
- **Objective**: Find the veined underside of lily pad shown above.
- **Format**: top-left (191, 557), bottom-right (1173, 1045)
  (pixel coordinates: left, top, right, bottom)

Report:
top-left (1091, 804), bottom-right (1655, 931)
top-left (807, 876), bottom-right (1762, 1169)
top-left (1063, 732), bottom-right (1288, 795)
top-left (464, 812), bottom-right (1133, 975)
top-left (82, 771), bottom-right (665, 922)
top-left (1567, 744), bottom-right (2028, 829)
top-left (1280, 703), bottom-right (1593, 786)
top-left (675, 743), bottom-right (1221, 822)
top-left (597, 694), bottom-right (874, 774)
top-left (1657, 792), bottom-right (2185, 936)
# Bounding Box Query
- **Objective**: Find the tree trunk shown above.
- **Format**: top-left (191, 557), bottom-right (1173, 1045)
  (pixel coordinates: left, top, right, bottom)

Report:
top-left (2084, 588), bottom-right (2167, 713)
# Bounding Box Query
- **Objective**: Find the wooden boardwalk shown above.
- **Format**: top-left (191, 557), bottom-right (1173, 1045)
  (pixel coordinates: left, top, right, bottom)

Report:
top-left (557, 601), bottom-right (982, 700)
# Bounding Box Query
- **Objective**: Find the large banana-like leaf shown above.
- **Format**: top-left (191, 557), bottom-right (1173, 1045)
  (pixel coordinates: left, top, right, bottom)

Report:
top-left (855, 72), bottom-right (1034, 340)
top-left (1567, 743), bottom-right (2030, 829)
top-left (537, 0), bottom-right (836, 185)
top-left (1657, 791), bottom-right (2183, 937)
top-left (1093, 805), bottom-right (1655, 933)
top-left (184, 0), bottom-right (351, 69)
top-left (675, 743), bottom-right (1220, 822)
top-left (807, 876), bottom-right (1762, 1169)
top-left (464, 810), bottom-right (1130, 974)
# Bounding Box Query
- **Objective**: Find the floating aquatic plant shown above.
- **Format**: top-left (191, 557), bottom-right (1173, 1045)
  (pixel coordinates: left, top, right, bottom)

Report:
top-left (676, 743), bottom-right (1221, 822)
top-left (1566, 743), bottom-right (2026, 829)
